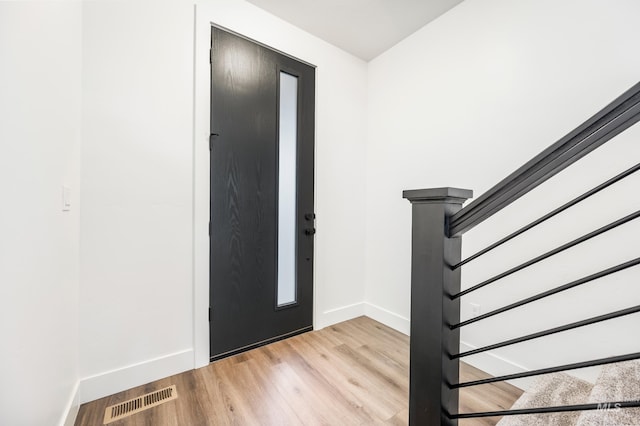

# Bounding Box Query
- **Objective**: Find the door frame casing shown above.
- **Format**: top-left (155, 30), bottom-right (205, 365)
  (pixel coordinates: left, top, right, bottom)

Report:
top-left (193, 12), bottom-right (317, 369)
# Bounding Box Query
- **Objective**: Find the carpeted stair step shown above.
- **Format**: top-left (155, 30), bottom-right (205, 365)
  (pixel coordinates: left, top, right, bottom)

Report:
top-left (496, 372), bottom-right (593, 426)
top-left (576, 360), bottom-right (640, 426)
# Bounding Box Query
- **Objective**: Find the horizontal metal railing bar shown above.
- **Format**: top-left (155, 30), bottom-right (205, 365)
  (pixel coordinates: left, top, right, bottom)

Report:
top-left (449, 83), bottom-right (640, 237)
top-left (450, 400), bottom-right (640, 419)
top-left (452, 209), bottom-right (640, 299)
top-left (451, 257), bottom-right (640, 329)
top-left (453, 163), bottom-right (640, 270)
top-left (452, 305), bottom-right (640, 359)
top-left (452, 351), bottom-right (640, 388)
top-left (450, 111), bottom-right (640, 238)
top-left (450, 106), bottom-right (640, 238)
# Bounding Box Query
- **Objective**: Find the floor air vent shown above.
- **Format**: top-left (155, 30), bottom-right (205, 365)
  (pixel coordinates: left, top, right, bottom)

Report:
top-left (103, 385), bottom-right (178, 424)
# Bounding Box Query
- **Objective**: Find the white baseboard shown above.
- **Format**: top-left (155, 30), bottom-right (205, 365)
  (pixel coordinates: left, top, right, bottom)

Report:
top-left (79, 349), bottom-right (194, 404)
top-left (317, 301), bottom-right (411, 336)
top-left (316, 302), bottom-right (366, 329)
top-left (459, 341), bottom-right (532, 391)
top-left (60, 380), bottom-right (80, 426)
top-left (359, 303), bottom-right (533, 391)
top-left (364, 302), bottom-right (410, 335)
top-left (75, 310), bottom-right (533, 408)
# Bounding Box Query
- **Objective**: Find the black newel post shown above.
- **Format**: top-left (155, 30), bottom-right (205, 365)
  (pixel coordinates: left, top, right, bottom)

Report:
top-left (403, 187), bottom-right (473, 426)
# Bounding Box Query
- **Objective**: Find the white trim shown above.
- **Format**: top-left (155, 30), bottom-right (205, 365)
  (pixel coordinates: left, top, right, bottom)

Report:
top-left (78, 349), bottom-right (193, 404)
top-left (364, 302), bottom-right (411, 335)
top-left (459, 341), bottom-right (532, 391)
top-left (193, 5), bottom-right (325, 368)
top-left (318, 302), bottom-right (532, 390)
top-left (59, 380), bottom-right (80, 426)
top-left (360, 303), bottom-right (532, 391)
top-left (316, 302), bottom-right (366, 329)
top-left (193, 3), bottom-right (211, 370)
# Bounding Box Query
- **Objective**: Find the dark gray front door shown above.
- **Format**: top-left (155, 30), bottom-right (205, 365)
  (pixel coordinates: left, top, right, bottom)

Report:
top-left (209, 27), bottom-right (315, 360)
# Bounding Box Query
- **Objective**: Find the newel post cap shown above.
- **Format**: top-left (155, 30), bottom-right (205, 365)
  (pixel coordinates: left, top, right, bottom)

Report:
top-left (403, 187), bottom-right (473, 204)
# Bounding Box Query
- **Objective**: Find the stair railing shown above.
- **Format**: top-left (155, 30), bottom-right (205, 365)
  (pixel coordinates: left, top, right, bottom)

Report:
top-left (404, 81), bottom-right (640, 425)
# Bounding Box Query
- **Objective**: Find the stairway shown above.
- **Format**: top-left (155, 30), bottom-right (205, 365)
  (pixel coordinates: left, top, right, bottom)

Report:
top-left (497, 360), bottom-right (640, 426)
top-left (576, 360), bottom-right (640, 426)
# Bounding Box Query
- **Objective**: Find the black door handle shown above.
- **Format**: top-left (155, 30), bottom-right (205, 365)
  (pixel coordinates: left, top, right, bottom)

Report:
top-left (304, 228), bottom-right (316, 235)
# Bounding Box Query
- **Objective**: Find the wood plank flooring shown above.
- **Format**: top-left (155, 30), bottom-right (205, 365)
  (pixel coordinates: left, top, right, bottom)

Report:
top-left (76, 316), bottom-right (522, 426)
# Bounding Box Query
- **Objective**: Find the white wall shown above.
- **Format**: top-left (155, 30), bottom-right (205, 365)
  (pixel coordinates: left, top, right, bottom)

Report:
top-left (0, 2), bottom-right (82, 425)
top-left (79, 0), bottom-right (195, 402)
top-left (80, 0), bottom-right (368, 402)
top-left (459, 127), bottom-right (640, 386)
top-left (366, 0), bottom-right (640, 387)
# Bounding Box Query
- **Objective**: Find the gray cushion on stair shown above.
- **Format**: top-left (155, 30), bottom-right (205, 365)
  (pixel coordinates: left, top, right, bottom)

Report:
top-left (496, 373), bottom-right (593, 426)
top-left (576, 360), bottom-right (640, 426)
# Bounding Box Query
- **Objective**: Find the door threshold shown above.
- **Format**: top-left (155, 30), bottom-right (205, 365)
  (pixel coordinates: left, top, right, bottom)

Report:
top-left (210, 325), bottom-right (313, 362)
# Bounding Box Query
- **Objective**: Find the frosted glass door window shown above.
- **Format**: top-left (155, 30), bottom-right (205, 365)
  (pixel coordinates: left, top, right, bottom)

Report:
top-left (277, 72), bottom-right (298, 307)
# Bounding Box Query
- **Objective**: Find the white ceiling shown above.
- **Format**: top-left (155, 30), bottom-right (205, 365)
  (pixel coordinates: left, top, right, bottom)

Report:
top-left (246, 0), bottom-right (464, 61)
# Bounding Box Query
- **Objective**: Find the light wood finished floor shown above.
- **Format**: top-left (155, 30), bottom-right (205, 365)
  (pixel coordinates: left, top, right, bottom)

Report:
top-left (76, 317), bottom-right (522, 425)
